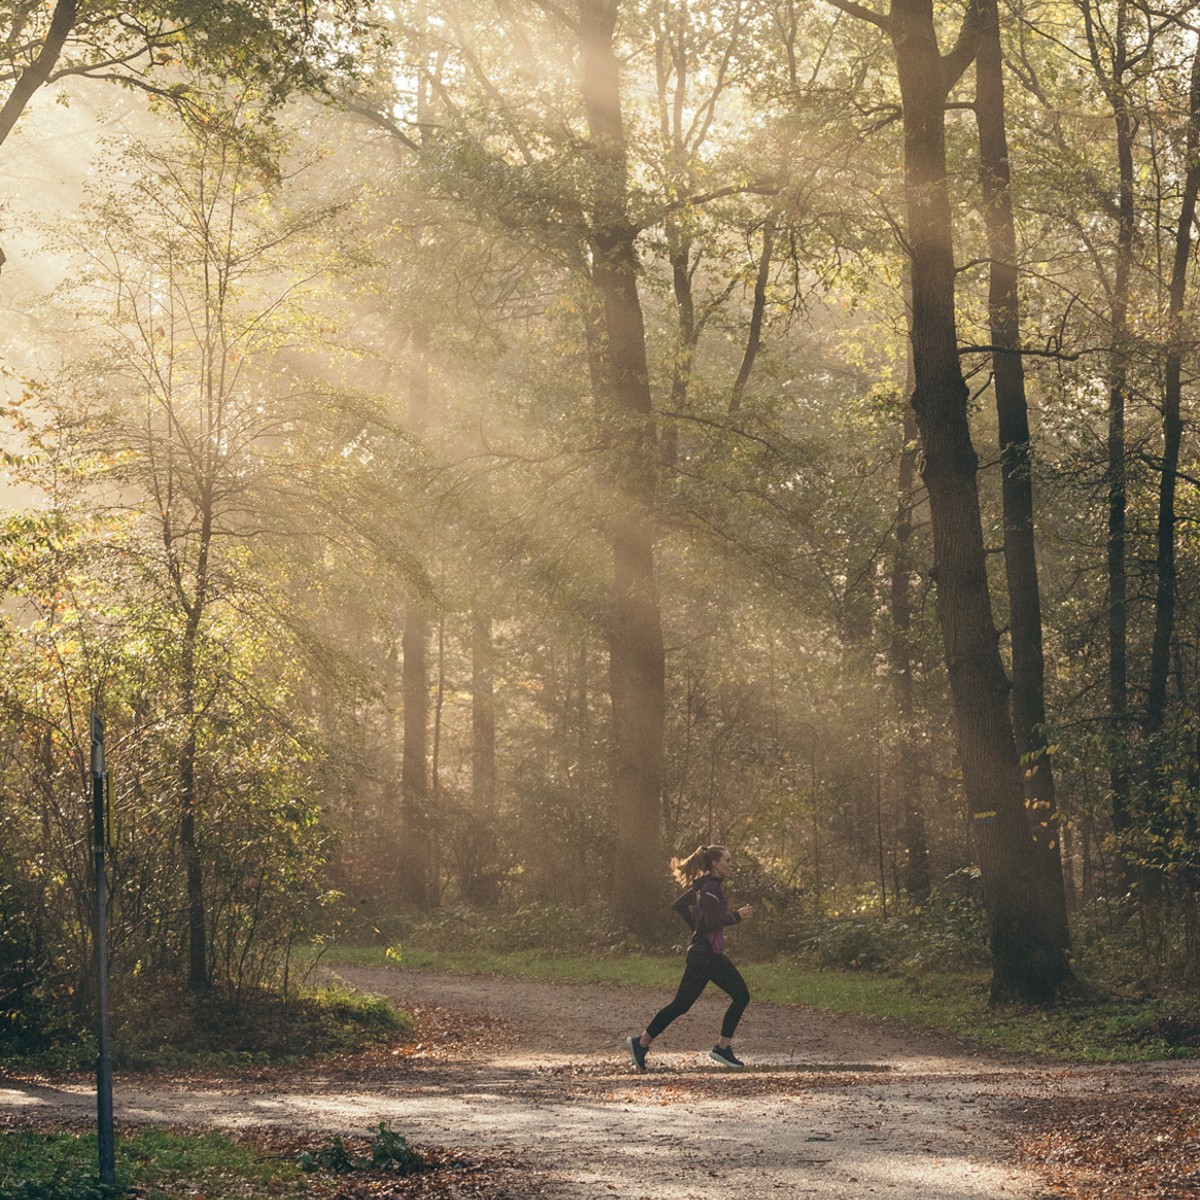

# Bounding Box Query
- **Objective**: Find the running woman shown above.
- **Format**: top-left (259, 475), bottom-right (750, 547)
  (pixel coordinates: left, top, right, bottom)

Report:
top-left (626, 844), bottom-right (753, 1071)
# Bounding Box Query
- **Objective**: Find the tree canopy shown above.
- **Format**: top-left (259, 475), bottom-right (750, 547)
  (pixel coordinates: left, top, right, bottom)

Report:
top-left (4, 0), bottom-right (1200, 1023)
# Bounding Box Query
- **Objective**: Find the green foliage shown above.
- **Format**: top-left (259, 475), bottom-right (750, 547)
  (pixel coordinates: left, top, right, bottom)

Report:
top-left (0, 0), bottom-right (372, 136)
top-left (0, 1127), bottom-right (305, 1200)
top-left (298, 1124), bottom-right (424, 1176)
top-left (297, 1136), bottom-right (357, 1174)
top-left (0, 104), bottom-right (385, 1045)
top-left (789, 900), bottom-right (991, 974)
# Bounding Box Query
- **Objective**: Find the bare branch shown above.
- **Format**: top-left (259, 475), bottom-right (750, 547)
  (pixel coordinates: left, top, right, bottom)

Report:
top-left (958, 343), bottom-right (1084, 361)
top-left (339, 96), bottom-right (423, 153)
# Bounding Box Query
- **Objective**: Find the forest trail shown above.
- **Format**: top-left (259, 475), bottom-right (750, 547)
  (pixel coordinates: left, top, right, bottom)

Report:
top-left (4, 964), bottom-right (1196, 1198)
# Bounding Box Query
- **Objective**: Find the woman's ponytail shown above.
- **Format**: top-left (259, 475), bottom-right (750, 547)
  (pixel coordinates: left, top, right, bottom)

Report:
top-left (670, 843), bottom-right (727, 886)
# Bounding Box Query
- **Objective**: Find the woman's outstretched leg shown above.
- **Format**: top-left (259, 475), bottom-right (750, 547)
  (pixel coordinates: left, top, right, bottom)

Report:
top-left (706, 954), bottom-right (750, 1069)
top-left (626, 949), bottom-right (714, 1072)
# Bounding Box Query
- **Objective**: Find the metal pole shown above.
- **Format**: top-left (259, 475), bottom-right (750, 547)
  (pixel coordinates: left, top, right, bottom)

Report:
top-left (91, 712), bottom-right (115, 1188)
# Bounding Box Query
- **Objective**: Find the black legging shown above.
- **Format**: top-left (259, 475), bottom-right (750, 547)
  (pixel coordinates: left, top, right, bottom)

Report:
top-left (646, 946), bottom-right (750, 1041)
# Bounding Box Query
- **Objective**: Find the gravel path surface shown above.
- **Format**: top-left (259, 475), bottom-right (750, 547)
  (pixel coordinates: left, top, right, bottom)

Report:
top-left (4, 964), bottom-right (1197, 1198)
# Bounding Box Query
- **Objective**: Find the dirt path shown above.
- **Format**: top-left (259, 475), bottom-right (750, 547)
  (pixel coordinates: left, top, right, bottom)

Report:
top-left (3, 965), bottom-right (1198, 1198)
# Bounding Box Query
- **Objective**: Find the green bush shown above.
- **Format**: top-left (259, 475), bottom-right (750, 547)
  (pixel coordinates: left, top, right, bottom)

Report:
top-left (776, 896), bottom-right (991, 973)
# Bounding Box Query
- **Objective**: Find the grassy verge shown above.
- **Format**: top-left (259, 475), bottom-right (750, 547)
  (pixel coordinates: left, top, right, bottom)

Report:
top-left (0, 1127), bottom-right (305, 1200)
top-left (319, 944), bottom-right (1200, 1063)
top-left (0, 984), bottom-right (409, 1075)
top-left (0, 1124), bottom-right (522, 1200)
top-left (107, 983), bottom-right (410, 1070)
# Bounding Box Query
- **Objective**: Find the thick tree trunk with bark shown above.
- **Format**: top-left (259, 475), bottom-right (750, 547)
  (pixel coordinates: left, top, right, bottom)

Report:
top-left (975, 0), bottom-right (1070, 942)
top-left (887, 0), bottom-right (1069, 1000)
top-left (578, 0), bottom-right (666, 937)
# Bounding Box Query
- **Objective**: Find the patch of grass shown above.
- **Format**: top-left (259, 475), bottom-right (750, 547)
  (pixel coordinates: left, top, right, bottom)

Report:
top-left (0, 983), bottom-right (409, 1074)
top-left (0, 1127), bottom-right (305, 1200)
top-left (111, 984), bottom-right (409, 1070)
top-left (320, 943), bottom-right (1200, 1064)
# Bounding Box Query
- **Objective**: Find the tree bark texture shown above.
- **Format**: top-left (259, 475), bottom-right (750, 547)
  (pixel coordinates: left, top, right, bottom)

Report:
top-left (975, 0), bottom-right (1070, 945)
top-left (889, 0), bottom-right (1069, 1000)
top-left (578, 0), bottom-right (666, 937)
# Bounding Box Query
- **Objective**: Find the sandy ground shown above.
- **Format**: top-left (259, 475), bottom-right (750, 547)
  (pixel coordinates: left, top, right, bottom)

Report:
top-left (3, 964), bottom-right (1197, 1198)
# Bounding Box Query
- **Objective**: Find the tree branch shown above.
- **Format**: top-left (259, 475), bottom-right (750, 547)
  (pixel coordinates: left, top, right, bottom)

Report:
top-left (941, 0), bottom-right (984, 92)
top-left (0, 0), bottom-right (77, 146)
top-left (530, 0), bottom-right (580, 34)
top-left (821, 0), bottom-right (890, 33)
top-left (339, 96), bottom-right (423, 153)
top-left (958, 343), bottom-right (1082, 361)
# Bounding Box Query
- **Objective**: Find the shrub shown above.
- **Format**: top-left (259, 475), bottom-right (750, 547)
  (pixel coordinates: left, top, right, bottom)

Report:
top-left (298, 1124), bottom-right (425, 1176)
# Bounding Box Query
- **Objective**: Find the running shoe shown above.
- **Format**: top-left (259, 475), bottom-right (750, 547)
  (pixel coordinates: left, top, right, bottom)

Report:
top-left (709, 1044), bottom-right (745, 1070)
top-left (626, 1035), bottom-right (649, 1073)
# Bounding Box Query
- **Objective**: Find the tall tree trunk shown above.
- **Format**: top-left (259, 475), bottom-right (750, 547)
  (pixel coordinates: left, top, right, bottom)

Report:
top-left (472, 612), bottom-right (497, 816)
top-left (400, 608), bottom-right (432, 904)
top-left (432, 614), bottom-right (446, 799)
top-left (180, 683), bottom-right (206, 993)
top-left (578, 0), bottom-right (666, 937)
top-left (886, 0), bottom-right (1069, 1000)
top-left (1146, 39), bottom-right (1200, 737)
top-left (180, 503), bottom-right (212, 994)
top-left (180, 609), bottom-right (206, 993)
top-left (890, 396), bottom-right (930, 903)
top-left (400, 323), bottom-right (435, 907)
top-left (466, 611), bottom-right (498, 906)
top-left (661, 228), bottom-right (696, 470)
top-left (1083, 0), bottom-right (1135, 836)
top-left (730, 214), bottom-right (776, 414)
top-left (975, 0), bottom-right (1070, 951)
